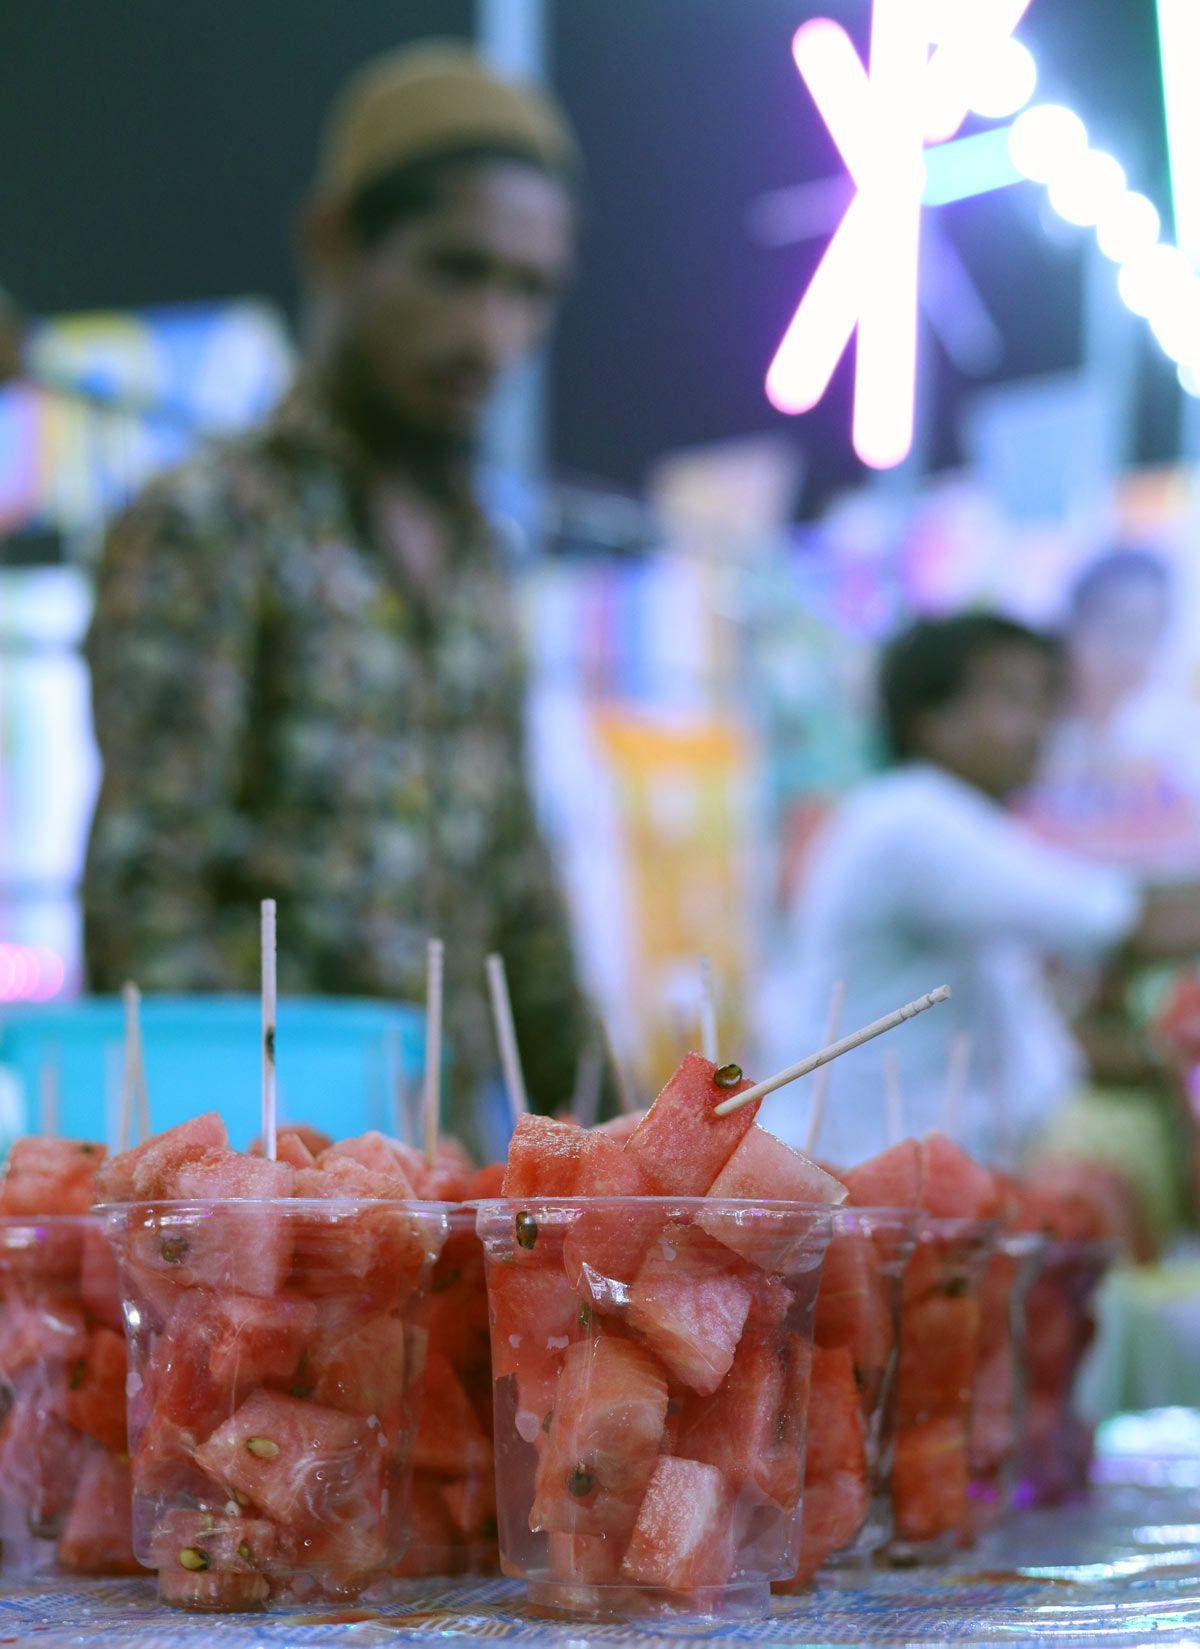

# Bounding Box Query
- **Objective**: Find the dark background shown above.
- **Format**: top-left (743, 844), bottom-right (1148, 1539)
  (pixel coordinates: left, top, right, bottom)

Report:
top-left (0, 0), bottom-right (1179, 511)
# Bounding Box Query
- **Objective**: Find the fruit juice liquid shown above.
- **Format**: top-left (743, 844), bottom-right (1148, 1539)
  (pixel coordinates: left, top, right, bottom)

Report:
top-left (0, 1214), bottom-right (138, 1576)
top-left (965, 1232), bottom-right (1045, 1538)
top-left (885, 1216), bottom-right (997, 1563)
top-left (393, 1204), bottom-right (497, 1578)
top-left (776, 1206), bottom-right (916, 1590)
top-left (104, 1197), bottom-right (446, 1610)
top-left (1014, 1239), bottom-right (1115, 1509)
top-left (479, 1196), bottom-right (831, 1623)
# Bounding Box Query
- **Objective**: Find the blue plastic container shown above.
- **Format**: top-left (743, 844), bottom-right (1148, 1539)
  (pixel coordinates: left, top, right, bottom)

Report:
top-left (0, 996), bottom-right (426, 1149)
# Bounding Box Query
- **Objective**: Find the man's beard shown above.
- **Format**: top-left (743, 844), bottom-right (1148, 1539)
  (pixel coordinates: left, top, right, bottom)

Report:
top-left (324, 338), bottom-right (476, 502)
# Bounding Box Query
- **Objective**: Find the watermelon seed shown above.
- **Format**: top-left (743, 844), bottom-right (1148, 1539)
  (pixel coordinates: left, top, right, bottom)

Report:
top-left (159, 1236), bottom-right (189, 1265)
top-left (233, 1490), bottom-right (250, 1506)
top-left (568, 1466), bottom-right (594, 1498)
top-left (542, 1408), bottom-right (554, 1433)
top-left (944, 1277), bottom-right (969, 1298)
top-left (178, 1548), bottom-right (209, 1572)
top-left (246, 1436), bottom-right (280, 1460)
top-left (714, 1063), bottom-right (744, 1088)
top-left (237, 1541), bottom-right (254, 1564)
top-left (80, 1143), bottom-right (97, 1155)
top-left (68, 1358), bottom-right (86, 1391)
top-left (431, 1267), bottom-right (461, 1294)
top-left (515, 1212), bottom-right (538, 1250)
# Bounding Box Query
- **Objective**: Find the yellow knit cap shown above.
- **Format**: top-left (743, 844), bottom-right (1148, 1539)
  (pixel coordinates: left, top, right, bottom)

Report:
top-left (318, 41), bottom-right (579, 200)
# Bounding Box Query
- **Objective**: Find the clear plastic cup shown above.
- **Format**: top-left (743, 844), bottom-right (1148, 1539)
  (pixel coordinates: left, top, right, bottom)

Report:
top-left (478, 1196), bottom-right (832, 1623)
top-left (1015, 1238), bottom-right (1116, 1509)
top-left (886, 1216), bottom-right (997, 1563)
top-left (966, 1231), bottom-right (1046, 1537)
top-left (103, 1197), bottom-right (447, 1610)
top-left (0, 1214), bottom-right (138, 1577)
top-left (393, 1204), bottom-right (497, 1578)
top-left (776, 1206), bottom-right (916, 1590)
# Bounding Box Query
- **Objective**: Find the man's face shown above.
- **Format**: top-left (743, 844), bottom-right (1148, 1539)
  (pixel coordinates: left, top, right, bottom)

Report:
top-left (334, 160), bottom-right (573, 438)
top-left (924, 645), bottom-right (1060, 797)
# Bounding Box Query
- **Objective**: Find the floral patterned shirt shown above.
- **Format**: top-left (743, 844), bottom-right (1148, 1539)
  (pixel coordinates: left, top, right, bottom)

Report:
top-left (83, 385), bottom-right (589, 1129)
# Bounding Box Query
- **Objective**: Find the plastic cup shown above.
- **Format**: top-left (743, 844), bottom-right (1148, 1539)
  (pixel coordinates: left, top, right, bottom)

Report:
top-left (966, 1231), bottom-right (1046, 1538)
top-left (776, 1206), bottom-right (917, 1590)
top-left (0, 1213), bottom-right (138, 1577)
top-left (103, 1197), bottom-right (447, 1611)
top-left (886, 1216), bottom-right (997, 1563)
top-left (1015, 1238), bottom-right (1116, 1509)
top-left (478, 1196), bottom-right (832, 1623)
top-left (393, 1204), bottom-right (497, 1578)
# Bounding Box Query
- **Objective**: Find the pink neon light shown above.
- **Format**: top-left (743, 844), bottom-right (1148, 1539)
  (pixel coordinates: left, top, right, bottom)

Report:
top-left (0, 943), bottom-right (67, 1003)
top-left (854, 0), bottom-right (926, 468)
top-left (767, 3), bottom-right (928, 466)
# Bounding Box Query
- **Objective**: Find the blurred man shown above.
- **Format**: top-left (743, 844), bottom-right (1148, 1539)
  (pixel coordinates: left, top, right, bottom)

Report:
top-left (84, 45), bottom-right (588, 1123)
top-left (760, 614), bottom-right (1200, 1166)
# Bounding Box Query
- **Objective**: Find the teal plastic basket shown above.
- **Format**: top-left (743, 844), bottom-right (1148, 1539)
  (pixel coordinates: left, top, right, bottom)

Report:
top-left (0, 996), bottom-right (426, 1150)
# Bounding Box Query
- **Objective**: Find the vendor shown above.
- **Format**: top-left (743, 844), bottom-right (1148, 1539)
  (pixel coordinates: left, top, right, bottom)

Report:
top-left (83, 45), bottom-right (589, 1123)
top-left (761, 613), bottom-right (1200, 1167)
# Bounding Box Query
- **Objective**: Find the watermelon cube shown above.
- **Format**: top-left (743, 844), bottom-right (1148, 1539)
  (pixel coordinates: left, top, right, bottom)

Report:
top-left (620, 1456), bottom-right (734, 1592)
top-left (65, 1326), bottom-right (128, 1455)
top-left (0, 1137), bottom-right (105, 1215)
top-left (624, 1053), bottom-right (760, 1196)
top-left (503, 1114), bottom-right (650, 1200)
top-left (892, 1416), bottom-right (968, 1544)
top-left (467, 1162), bottom-right (507, 1199)
top-left (193, 1389), bottom-right (387, 1570)
top-left (316, 1133), bottom-right (417, 1195)
top-left (896, 1293), bottom-right (980, 1427)
top-left (80, 1225), bottom-right (124, 1332)
top-left (290, 1162), bottom-right (436, 1298)
top-left (56, 1446), bottom-right (140, 1575)
top-left (148, 1506), bottom-right (280, 1576)
top-left (775, 1470), bottom-right (870, 1592)
top-left (95, 1112), bottom-right (228, 1203)
top-left (487, 1257), bottom-right (582, 1383)
top-left (302, 1300), bottom-right (409, 1423)
top-left (919, 1132), bottom-right (998, 1220)
top-left (701, 1127), bottom-right (845, 1267)
top-left (675, 1327), bottom-right (811, 1511)
top-left (120, 1167), bottom-right (295, 1302)
top-left (0, 1295), bottom-right (87, 1380)
top-left (391, 1477), bottom-right (461, 1577)
top-left (157, 1567), bottom-right (270, 1611)
top-left (844, 1140), bottom-right (922, 1210)
top-left (0, 1396), bottom-right (83, 1535)
top-left (532, 1336), bottom-right (668, 1537)
top-left (804, 1345), bottom-right (866, 1482)
top-left (440, 1470), bottom-right (497, 1538)
top-left (548, 1528), bottom-right (623, 1585)
top-left (412, 1351), bottom-right (493, 1479)
top-left (626, 1225), bottom-right (752, 1395)
top-left (814, 1228), bottom-right (894, 1382)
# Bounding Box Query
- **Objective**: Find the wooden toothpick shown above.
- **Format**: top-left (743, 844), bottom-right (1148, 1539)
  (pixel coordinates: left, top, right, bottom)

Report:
top-left (942, 1030), bottom-right (972, 1138)
top-left (486, 952), bottom-right (527, 1126)
top-left (714, 985), bottom-right (952, 1117)
top-left (884, 1050), bottom-right (905, 1149)
top-left (570, 1037), bottom-right (604, 1130)
top-left (698, 955), bottom-right (719, 1066)
top-left (261, 900), bottom-right (277, 1162)
top-left (423, 939), bottom-right (445, 1167)
top-left (600, 1015), bottom-right (638, 1115)
top-left (804, 979), bottom-right (846, 1156)
top-left (119, 983), bottom-right (147, 1153)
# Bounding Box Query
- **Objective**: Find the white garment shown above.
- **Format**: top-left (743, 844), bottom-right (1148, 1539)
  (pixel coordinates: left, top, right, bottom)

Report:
top-left (758, 764), bottom-right (1140, 1170)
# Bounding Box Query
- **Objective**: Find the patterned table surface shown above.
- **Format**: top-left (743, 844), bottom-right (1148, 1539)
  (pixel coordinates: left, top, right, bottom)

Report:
top-left (7, 1413), bottom-right (1200, 1649)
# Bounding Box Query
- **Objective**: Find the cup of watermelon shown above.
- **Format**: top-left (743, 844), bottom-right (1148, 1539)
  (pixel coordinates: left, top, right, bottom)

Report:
top-left (0, 1139), bottom-right (138, 1577)
top-left (775, 1204), bottom-right (916, 1590)
top-left (1014, 1238), bottom-right (1115, 1509)
top-left (103, 1182), bottom-right (448, 1610)
top-left (966, 1230), bottom-right (1045, 1537)
top-left (478, 1194), bottom-right (831, 1622)
top-left (887, 1215), bottom-right (997, 1562)
top-left (394, 1202), bottom-right (498, 1578)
